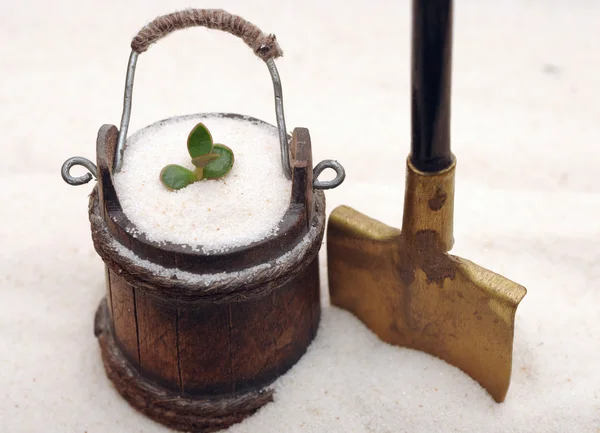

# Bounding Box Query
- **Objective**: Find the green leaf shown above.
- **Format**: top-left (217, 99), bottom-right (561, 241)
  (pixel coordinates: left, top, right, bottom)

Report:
top-left (203, 144), bottom-right (234, 179)
top-left (191, 153), bottom-right (220, 168)
top-left (187, 123), bottom-right (213, 158)
top-left (160, 164), bottom-right (197, 190)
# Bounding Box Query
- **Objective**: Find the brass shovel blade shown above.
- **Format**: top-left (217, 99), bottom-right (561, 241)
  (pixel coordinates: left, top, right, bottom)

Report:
top-left (327, 162), bottom-right (526, 402)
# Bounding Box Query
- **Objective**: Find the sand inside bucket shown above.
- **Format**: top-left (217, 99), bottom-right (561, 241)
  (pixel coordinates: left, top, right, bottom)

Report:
top-left (113, 114), bottom-right (292, 253)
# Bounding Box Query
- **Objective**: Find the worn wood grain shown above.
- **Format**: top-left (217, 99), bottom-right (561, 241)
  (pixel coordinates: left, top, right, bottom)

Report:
top-left (178, 304), bottom-right (233, 395)
top-left (135, 291), bottom-right (181, 391)
top-left (272, 261), bottom-right (316, 377)
top-left (105, 266), bottom-right (113, 330)
top-left (307, 259), bottom-right (322, 339)
top-left (109, 271), bottom-right (140, 368)
top-left (290, 127), bottom-right (313, 229)
top-left (229, 292), bottom-right (278, 392)
top-left (95, 124), bottom-right (118, 220)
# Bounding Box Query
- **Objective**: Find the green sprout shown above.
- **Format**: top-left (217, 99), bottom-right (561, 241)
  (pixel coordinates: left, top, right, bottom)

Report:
top-left (160, 123), bottom-right (235, 190)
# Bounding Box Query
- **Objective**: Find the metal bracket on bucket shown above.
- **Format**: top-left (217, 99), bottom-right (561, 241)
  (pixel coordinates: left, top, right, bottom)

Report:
top-left (61, 9), bottom-right (345, 191)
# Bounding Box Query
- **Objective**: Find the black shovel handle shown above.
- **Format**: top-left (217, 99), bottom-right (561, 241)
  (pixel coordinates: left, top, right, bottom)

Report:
top-left (410, 0), bottom-right (454, 172)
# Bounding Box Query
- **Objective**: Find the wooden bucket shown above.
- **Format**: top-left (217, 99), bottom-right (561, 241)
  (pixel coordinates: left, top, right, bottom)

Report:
top-left (60, 9), bottom-right (345, 433)
top-left (91, 119), bottom-right (324, 432)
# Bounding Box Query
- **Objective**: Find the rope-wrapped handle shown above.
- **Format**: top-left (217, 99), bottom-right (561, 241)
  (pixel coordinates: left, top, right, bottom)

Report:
top-left (131, 9), bottom-right (283, 61)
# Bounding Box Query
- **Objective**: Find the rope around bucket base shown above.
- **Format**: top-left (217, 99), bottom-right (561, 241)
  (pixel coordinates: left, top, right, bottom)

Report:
top-left (89, 186), bottom-right (325, 305)
top-left (95, 299), bottom-right (274, 433)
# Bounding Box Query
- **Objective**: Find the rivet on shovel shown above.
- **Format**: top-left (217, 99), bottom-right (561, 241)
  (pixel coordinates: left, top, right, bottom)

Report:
top-left (327, 0), bottom-right (526, 403)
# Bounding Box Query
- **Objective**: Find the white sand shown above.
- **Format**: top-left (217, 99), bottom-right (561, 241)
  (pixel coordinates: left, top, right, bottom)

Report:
top-left (1, 1), bottom-right (599, 432)
top-left (113, 114), bottom-right (292, 253)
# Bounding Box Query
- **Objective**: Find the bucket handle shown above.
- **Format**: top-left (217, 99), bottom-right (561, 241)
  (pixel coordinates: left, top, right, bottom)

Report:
top-left (119, 9), bottom-right (291, 177)
top-left (61, 9), bottom-right (344, 190)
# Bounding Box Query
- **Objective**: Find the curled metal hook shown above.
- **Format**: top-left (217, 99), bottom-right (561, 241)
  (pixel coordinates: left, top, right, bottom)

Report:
top-left (61, 157), bottom-right (98, 186)
top-left (313, 160), bottom-right (346, 190)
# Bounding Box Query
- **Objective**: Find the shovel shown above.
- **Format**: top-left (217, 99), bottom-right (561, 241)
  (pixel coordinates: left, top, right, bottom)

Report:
top-left (327, 0), bottom-right (526, 402)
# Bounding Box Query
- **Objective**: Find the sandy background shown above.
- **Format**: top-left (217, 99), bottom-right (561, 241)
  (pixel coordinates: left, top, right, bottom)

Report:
top-left (1, 0), bottom-right (599, 432)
